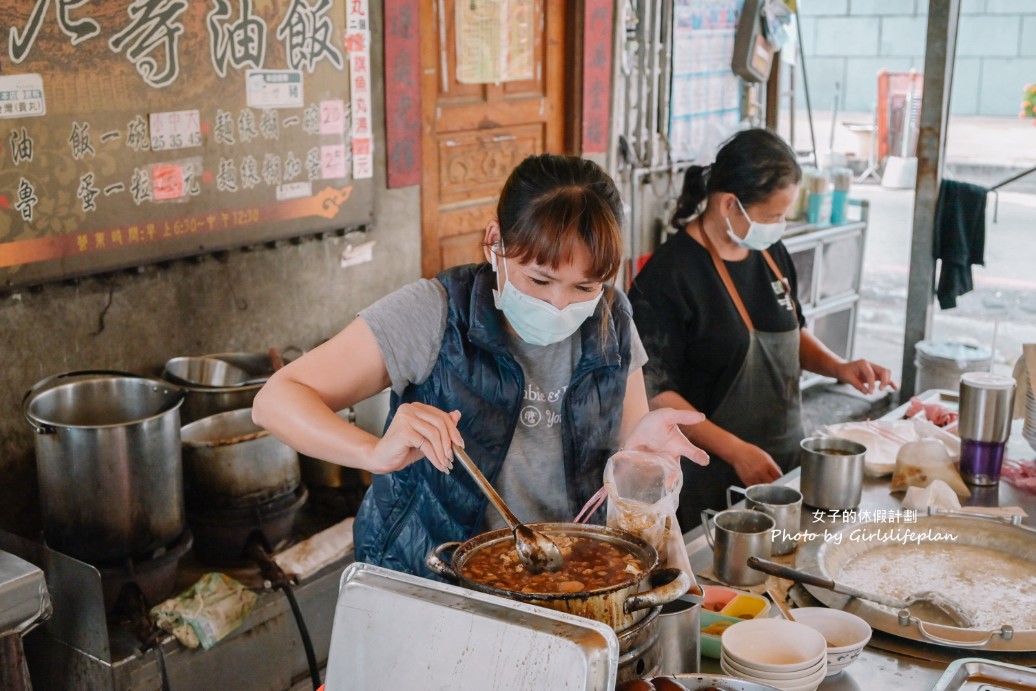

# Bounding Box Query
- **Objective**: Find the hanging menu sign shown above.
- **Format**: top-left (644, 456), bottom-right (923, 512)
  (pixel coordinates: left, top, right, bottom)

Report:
top-left (0, 0), bottom-right (374, 291)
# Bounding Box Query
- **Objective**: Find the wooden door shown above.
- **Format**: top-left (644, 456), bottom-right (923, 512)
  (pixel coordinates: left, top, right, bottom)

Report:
top-left (419, 1), bottom-right (567, 277)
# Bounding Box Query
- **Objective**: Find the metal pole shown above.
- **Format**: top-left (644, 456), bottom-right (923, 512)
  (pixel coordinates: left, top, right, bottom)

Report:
top-left (765, 50), bottom-right (781, 131)
top-left (793, 6), bottom-right (818, 166)
top-left (900, 0), bottom-right (961, 398)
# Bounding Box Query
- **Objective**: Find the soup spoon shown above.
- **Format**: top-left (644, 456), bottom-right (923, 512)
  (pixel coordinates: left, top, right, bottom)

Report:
top-left (452, 444), bottom-right (564, 574)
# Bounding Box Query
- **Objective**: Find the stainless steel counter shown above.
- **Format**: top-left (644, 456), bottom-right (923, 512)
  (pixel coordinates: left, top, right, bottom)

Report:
top-left (683, 417), bottom-right (1036, 690)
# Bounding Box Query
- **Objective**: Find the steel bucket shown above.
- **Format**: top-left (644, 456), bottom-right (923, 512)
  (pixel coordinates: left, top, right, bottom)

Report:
top-left (23, 371), bottom-right (185, 563)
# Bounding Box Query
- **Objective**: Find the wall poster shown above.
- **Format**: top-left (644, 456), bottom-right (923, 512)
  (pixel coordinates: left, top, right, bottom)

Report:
top-left (0, 0), bottom-right (374, 291)
top-left (455, 0), bottom-right (534, 84)
top-left (668, 0), bottom-right (744, 162)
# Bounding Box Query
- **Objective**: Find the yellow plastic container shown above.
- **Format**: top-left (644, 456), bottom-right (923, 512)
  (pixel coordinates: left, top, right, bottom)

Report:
top-left (719, 592), bottom-right (770, 620)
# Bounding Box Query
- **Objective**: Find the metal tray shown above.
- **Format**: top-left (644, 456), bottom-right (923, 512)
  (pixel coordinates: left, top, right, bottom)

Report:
top-left (0, 549), bottom-right (49, 633)
top-left (931, 657), bottom-right (1036, 690)
top-left (797, 515), bottom-right (1036, 652)
top-left (323, 562), bottom-right (619, 691)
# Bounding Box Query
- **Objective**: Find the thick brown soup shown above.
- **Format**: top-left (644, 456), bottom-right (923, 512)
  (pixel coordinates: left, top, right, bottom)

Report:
top-left (460, 534), bottom-right (643, 594)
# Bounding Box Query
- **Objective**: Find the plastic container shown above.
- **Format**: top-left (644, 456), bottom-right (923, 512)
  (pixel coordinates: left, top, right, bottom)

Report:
top-left (698, 588), bottom-right (772, 659)
top-left (700, 610), bottom-right (741, 659)
top-left (806, 170), bottom-right (832, 225)
top-left (701, 584), bottom-right (738, 613)
top-left (720, 593), bottom-right (770, 620)
top-left (914, 340), bottom-right (992, 393)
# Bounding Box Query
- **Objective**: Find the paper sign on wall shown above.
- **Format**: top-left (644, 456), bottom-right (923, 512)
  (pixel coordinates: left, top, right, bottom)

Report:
top-left (149, 110), bottom-right (202, 151)
top-left (151, 164), bottom-right (186, 201)
top-left (0, 73), bottom-right (46, 119)
top-left (346, 0), bottom-right (373, 180)
top-left (246, 69), bottom-right (304, 109)
top-left (321, 144), bottom-right (347, 180)
top-left (320, 99), bottom-right (346, 135)
top-left (455, 0), bottom-right (534, 84)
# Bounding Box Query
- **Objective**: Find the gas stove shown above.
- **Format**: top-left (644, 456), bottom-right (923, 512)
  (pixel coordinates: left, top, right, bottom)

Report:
top-left (0, 497), bottom-right (353, 691)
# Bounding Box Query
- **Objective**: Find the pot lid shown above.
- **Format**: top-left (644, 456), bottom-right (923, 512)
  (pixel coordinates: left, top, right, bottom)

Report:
top-left (323, 562), bottom-right (618, 690)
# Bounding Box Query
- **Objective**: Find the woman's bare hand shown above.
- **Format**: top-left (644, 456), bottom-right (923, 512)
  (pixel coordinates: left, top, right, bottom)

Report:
top-left (371, 403), bottom-right (464, 474)
top-left (623, 408), bottom-right (710, 466)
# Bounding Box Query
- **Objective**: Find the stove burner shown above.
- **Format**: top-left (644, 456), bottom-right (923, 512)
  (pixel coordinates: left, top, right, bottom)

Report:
top-left (187, 485), bottom-right (308, 566)
top-left (96, 529), bottom-right (193, 615)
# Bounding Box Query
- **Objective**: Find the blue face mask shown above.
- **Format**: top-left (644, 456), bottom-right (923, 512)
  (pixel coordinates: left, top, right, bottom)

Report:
top-left (725, 197), bottom-right (787, 251)
top-left (490, 239), bottom-right (603, 346)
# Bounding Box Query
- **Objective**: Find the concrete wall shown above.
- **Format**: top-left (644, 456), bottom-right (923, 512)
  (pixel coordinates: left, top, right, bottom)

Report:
top-left (0, 2), bottom-right (421, 536)
top-left (798, 0), bottom-right (1036, 116)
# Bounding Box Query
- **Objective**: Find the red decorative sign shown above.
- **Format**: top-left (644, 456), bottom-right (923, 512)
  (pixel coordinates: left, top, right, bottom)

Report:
top-left (582, 0), bottom-right (615, 154)
top-left (384, 0), bottom-right (422, 187)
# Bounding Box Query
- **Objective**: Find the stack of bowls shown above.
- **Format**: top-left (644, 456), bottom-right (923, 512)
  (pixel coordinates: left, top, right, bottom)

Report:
top-left (720, 619), bottom-right (828, 691)
top-left (1023, 388), bottom-right (1036, 453)
top-left (790, 608), bottom-right (872, 676)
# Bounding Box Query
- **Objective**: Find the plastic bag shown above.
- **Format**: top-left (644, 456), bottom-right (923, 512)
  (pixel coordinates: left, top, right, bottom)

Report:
top-left (150, 572), bottom-right (257, 649)
top-left (890, 439), bottom-right (971, 499)
top-left (603, 450), bottom-right (693, 577)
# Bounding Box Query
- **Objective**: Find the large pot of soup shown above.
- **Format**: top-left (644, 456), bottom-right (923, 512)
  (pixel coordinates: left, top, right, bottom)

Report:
top-left (426, 522), bottom-right (691, 632)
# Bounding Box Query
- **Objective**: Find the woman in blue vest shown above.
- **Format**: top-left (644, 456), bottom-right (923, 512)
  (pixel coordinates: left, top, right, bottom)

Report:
top-left (629, 129), bottom-right (895, 530)
top-left (253, 153), bottom-right (708, 577)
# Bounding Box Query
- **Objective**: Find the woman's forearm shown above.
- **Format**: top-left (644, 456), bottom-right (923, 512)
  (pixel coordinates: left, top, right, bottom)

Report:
top-left (799, 328), bottom-right (844, 378)
top-left (252, 377), bottom-right (382, 472)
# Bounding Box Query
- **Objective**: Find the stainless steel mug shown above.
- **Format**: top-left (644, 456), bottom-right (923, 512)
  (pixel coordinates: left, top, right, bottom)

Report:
top-left (727, 484), bottom-right (803, 556)
top-left (800, 436), bottom-right (867, 510)
top-left (701, 509), bottom-right (774, 586)
top-left (657, 590), bottom-right (703, 674)
top-left (959, 372), bottom-right (1016, 485)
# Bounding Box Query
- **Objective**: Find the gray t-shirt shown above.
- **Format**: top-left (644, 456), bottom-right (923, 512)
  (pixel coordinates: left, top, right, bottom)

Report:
top-left (359, 278), bottom-right (648, 531)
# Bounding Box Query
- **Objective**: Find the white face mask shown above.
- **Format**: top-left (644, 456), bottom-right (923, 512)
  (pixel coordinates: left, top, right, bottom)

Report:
top-left (725, 197), bottom-right (787, 251)
top-left (490, 240), bottom-right (603, 346)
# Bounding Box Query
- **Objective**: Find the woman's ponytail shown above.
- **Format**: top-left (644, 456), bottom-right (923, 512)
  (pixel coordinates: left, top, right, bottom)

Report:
top-left (670, 165), bottom-right (709, 230)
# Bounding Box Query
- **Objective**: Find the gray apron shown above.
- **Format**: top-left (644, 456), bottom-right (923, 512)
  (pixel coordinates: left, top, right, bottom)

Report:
top-left (677, 222), bottom-right (805, 529)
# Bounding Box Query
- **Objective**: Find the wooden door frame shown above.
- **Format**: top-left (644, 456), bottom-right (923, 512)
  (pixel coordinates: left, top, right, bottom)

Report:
top-left (418, 1), bottom-right (585, 278)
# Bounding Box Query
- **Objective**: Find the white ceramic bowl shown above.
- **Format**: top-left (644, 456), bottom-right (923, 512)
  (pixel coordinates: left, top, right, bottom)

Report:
top-left (721, 650), bottom-right (826, 681)
top-left (720, 657), bottom-right (826, 691)
top-left (721, 619), bottom-right (828, 673)
top-left (790, 607), bottom-right (872, 675)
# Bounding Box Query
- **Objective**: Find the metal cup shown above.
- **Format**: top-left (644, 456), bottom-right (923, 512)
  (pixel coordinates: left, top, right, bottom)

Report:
top-left (800, 437), bottom-right (867, 510)
top-left (959, 372), bottom-right (1016, 485)
top-left (701, 509), bottom-right (774, 586)
top-left (657, 590), bottom-right (703, 674)
top-left (727, 484), bottom-right (803, 556)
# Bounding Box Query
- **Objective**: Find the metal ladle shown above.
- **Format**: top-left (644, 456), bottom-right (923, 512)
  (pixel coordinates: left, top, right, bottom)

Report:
top-left (452, 444), bottom-right (564, 574)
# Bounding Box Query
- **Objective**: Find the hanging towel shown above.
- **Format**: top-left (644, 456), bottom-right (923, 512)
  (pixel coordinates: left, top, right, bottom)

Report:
top-left (933, 178), bottom-right (987, 309)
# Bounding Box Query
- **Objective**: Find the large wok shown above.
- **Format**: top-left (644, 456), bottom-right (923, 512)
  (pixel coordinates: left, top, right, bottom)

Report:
top-left (795, 515), bottom-right (1036, 651)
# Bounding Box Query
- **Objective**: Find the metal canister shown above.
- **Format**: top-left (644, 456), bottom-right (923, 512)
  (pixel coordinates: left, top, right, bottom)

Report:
top-left (959, 372), bottom-right (1016, 485)
top-left (959, 372), bottom-right (1016, 442)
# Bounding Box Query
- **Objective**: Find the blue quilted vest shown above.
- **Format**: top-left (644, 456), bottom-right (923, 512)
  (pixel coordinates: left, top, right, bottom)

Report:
top-left (353, 263), bottom-right (633, 577)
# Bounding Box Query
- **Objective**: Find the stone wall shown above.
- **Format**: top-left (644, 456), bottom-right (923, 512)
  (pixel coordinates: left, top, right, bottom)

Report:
top-left (798, 0), bottom-right (1036, 116)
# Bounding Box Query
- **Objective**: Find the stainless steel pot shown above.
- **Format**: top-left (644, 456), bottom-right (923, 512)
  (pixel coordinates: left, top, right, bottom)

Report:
top-left (162, 352), bottom-right (283, 423)
top-left (23, 371), bottom-right (185, 563)
top-left (180, 407), bottom-right (299, 508)
top-left (426, 522), bottom-right (692, 632)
